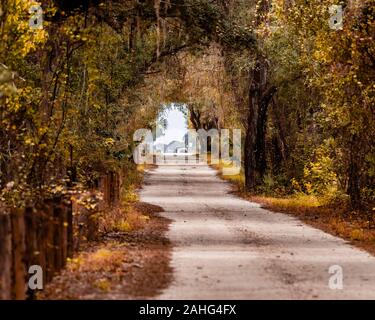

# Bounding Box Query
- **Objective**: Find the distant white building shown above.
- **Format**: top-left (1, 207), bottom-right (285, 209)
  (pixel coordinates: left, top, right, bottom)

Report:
top-left (165, 140), bottom-right (185, 153)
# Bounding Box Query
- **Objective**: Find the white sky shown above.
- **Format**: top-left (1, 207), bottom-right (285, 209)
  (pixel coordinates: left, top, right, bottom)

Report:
top-left (155, 107), bottom-right (188, 144)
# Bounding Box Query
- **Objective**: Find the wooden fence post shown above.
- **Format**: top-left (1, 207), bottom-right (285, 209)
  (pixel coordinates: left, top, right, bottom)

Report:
top-left (60, 202), bottom-right (68, 268)
top-left (52, 198), bottom-right (63, 272)
top-left (24, 207), bottom-right (38, 267)
top-left (24, 206), bottom-right (40, 299)
top-left (10, 208), bottom-right (26, 300)
top-left (36, 206), bottom-right (48, 289)
top-left (45, 201), bottom-right (55, 282)
top-left (67, 200), bottom-right (73, 258)
top-left (0, 212), bottom-right (12, 300)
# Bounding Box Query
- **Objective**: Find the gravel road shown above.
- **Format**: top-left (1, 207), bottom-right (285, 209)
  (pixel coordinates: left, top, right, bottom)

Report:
top-left (140, 157), bottom-right (375, 299)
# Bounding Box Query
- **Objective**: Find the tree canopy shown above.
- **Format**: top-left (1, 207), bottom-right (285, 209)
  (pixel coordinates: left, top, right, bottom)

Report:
top-left (0, 0), bottom-right (374, 211)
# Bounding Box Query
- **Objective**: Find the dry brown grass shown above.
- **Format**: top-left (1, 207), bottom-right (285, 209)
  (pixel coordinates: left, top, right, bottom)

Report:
top-left (39, 201), bottom-right (171, 299)
top-left (98, 163), bottom-right (157, 233)
top-left (67, 246), bottom-right (126, 273)
top-left (242, 194), bottom-right (375, 256)
top-left (99, 205), bottom-right (150, 233)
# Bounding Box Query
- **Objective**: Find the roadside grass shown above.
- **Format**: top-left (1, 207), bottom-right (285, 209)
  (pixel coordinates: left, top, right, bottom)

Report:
top-left (209, 155), bottom-right (245, 189)
top-left (70, 162), bottom-right (157, 287)
top-left (99, 163), bottom-right (155, 233)
top-left (67, 246), bottom-right (126, 274)
top-left (39, 162), bottom-right (171, 299)
top-left (212, 160), bottom-right (375, 256)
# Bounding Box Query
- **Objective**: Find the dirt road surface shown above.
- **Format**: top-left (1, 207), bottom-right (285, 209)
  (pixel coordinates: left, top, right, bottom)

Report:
top-left (140, 156), bottom-right (375, 299)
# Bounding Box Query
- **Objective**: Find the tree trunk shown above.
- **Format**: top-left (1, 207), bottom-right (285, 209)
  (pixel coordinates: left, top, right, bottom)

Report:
top-left (255, 85), bottom-right (277, 179)
top-left (348, 139), bottom-right (362, 208)
top-left (244, 52), bottom-right (277, 191)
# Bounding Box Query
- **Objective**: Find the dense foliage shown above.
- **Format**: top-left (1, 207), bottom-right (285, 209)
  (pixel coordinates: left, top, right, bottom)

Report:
top-left (0, 0), bottom-right (374, 212)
